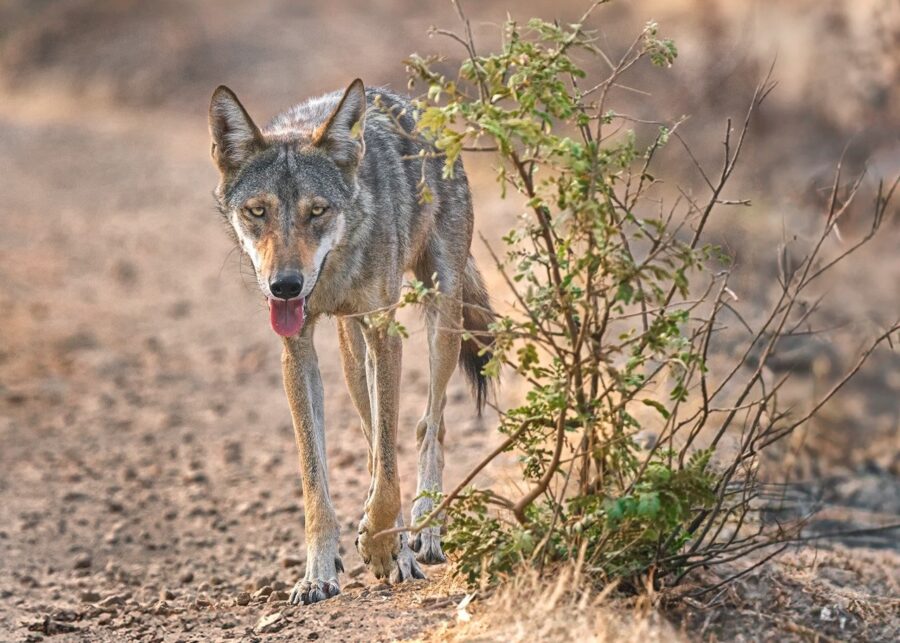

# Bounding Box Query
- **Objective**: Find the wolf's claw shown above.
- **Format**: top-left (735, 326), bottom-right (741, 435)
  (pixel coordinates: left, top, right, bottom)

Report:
top-left (289, 578), bottom-right (340, 605)
top-left (290, 549), bottom-right (342, 606)
top-left (411, 497), bottom-right (447, 565)
top-left (391, 543), bottom-right (427, 583)
top-left (411, 529), bottom-right (447, 565)
top-left (356, 522), bottom-right (427, 584)
top-left (355, 527), bottom-right (399, 581)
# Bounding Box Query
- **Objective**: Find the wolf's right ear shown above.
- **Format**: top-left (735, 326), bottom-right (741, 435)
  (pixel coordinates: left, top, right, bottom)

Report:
top-left (208, 86), bottom-right (265, 175)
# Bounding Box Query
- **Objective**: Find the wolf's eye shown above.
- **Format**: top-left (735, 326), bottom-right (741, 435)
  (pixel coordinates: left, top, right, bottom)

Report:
top-left (247, 206), bottom-right (265, 218)
top-left (310, 204), bottom-right (329, 217)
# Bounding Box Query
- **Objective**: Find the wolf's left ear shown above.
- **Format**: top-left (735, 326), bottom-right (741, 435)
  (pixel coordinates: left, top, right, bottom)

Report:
top-left (313, 79), bottom-right (366, 169)
top-left (209, 86), bottom-right (265, 175)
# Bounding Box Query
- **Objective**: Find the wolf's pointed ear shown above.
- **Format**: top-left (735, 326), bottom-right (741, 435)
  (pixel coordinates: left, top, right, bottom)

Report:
top-left (209, 86), bottom-right (265, 175)
top-left (313, 78), bottom-right (366, 169)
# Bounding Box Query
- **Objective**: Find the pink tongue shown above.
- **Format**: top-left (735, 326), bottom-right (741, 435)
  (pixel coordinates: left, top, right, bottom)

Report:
top-left (268, 297), bottom-right (305, 337)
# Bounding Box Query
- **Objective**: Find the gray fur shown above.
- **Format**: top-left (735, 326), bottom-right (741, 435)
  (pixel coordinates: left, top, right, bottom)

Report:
top-left (208, 80), bottom-right (496, 604)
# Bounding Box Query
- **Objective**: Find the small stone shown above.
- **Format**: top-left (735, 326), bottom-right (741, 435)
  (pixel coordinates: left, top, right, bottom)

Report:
top-left (58, 331), bottom-right (98, 353)
top-left (236, 501), bottom-right (260, 516)
top-left (168, 299), bottom-right (192, 319)
top-left (26, 617), bottom-right (79, 635)
top-left (97, 612), bottom-right (112, 625)
top-left (73, 554), bottom-right (92, 570)
top-left (252, 586), bottom-right (273, 601)
top-left (98, 594), bottom-right (127, 607)
top-left (254, 575), bottom-right (274, 590)
top-left (179, 570), bottom-right (194, 584)
top-left (348, 564), bottom-right (366, 578)
top-left (342, 580), bottom-right (365, 591)
top-left (51, 608), bottom-right (79, 622)
top-left (19, 574), bottom-right (39, 587)
top-left (223, 441), bottom-right (242, 464)
top-left (194, 593), bottom-right (211, 608)
top-left (112, 259), bottom-right (138, 286)
top-left (80, 590), bottom-right (102, 603)
top-left (281, 556), bottom-right (303, 568)
top-left (104, 523), bottom-right (126, 545)
top-left (159, 588), bottom-right (176, 601)
top-left (183, 471), bottom-right (208, 485)
top-left (255, 612), bottom-right (285, 634)
top-left (235, 591), bottom-right (251, 606)
top-left (267, 590), bottom-right (289, 603)
top-left (272, 580), bottom-right (288, 591)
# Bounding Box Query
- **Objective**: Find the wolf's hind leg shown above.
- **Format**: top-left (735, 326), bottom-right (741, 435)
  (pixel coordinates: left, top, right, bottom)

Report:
top-left (337, 317), bottom-right (374, 483)
top-left (411, 286), bottom-right (462, 564)
top-left (341, 316), bottom-right (426, 582)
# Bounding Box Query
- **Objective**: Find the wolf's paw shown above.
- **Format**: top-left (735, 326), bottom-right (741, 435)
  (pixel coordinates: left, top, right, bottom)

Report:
top-left (289, 578), bottom-right (340, 605)
top-left (411, 497), bottom-right (447, 564)
top-left (411, 527), bottom-right (447, 565)
top-left (391, 540), bottom-right (427, 583)
top-left (289, 551), bottom-right (343, 606)
top-left (355, 527), bottom-right (400, 581)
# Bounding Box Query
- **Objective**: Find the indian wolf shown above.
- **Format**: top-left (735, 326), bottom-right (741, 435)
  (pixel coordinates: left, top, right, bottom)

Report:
top-left (208, 79), bottom-right (494, 604)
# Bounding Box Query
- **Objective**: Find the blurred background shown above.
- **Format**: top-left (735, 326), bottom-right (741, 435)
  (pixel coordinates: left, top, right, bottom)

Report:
top-left (0, 0), bottom-right (897, 639)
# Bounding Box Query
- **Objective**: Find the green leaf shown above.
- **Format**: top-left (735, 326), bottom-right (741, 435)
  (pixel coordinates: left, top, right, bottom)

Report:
top-left (641, 398), bottom-right (671, 419)
top-left (637, 492), bottom-right (661, 518)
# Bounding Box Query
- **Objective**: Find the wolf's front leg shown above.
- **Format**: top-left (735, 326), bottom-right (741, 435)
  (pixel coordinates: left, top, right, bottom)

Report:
top-left (282, 322), bottom-right (343, 605)
top-left (355, 324), bottom-right (423, 582)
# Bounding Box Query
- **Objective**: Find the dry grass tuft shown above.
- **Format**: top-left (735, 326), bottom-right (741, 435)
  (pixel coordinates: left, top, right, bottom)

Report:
top-left (419, 562), bottom-right (683, 643)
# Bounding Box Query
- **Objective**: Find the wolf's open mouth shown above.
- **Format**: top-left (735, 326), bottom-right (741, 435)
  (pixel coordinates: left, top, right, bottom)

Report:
top-left (268, 297), bottom-right (305, 337)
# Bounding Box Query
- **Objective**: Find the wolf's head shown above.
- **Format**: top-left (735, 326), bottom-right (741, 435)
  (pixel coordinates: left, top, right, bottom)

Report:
top-left (208, 79), bottom-right (366, 337)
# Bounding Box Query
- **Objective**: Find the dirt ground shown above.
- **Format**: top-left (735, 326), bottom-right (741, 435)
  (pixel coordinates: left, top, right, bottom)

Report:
top-left (1, 1), bottom-right (897, 642)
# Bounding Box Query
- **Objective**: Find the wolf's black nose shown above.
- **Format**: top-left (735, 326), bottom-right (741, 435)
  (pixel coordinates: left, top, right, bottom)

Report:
top-left (270, 272), bottom-right (304, 299)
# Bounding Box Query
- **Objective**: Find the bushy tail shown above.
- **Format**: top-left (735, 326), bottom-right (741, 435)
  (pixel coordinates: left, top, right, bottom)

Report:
top-left (459, 255), bottom-right (497, 414)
